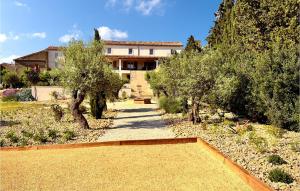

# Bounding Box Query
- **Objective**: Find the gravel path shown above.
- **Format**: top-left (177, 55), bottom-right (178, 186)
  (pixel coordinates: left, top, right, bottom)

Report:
top-left (98, 100), bottom-right (175, 141)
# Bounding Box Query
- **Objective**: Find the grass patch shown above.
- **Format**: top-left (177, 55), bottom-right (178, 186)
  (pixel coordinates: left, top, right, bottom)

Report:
top-left (266, 125), bottom-right (285, 138)
top-left (268, 168), bottom-right (293, 184)
top-left (248, 132), bottom-right (268, 153)
top-left (63, 129), bottom-right (75, 141)
top-left (268, 155), bottom-right (287, 165)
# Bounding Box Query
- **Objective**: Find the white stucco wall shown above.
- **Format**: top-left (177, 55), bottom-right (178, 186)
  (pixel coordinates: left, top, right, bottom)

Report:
top-left (104, 45), bottom-right (182, 57)
top-left (48, 50), bottom-right (63, 69)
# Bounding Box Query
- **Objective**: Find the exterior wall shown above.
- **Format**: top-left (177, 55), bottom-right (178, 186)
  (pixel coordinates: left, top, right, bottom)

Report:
top-left (32, 86), bottom-right (69, 101)
top-left (105, 45), bottom-right (182, 57)
top-left (139, 46), bottom-right (182, 57)
top-left (48, 50), bottom-right (63, 69)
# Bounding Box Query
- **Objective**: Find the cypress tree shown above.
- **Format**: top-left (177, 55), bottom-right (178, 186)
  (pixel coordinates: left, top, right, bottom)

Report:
top-left (90, 28), bottom-right (107, 119)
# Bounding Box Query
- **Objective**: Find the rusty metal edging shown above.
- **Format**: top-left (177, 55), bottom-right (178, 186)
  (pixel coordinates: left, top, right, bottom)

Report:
top-left (196, 138), bottom-right (273, 191)
top-left (0, 137), bottom-right (197, 151)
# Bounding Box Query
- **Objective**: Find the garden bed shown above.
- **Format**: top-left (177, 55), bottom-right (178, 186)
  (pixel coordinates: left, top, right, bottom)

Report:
top-left (0, 101), bottom-right (117, 147)
top-left (0, 138), bottom-right (268, 191)
top-left (163, 114), bottom-right (300, 191)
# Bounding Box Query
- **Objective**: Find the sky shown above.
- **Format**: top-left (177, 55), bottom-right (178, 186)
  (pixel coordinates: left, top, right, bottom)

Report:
top-left (0, 0), bottom-right (221, 63)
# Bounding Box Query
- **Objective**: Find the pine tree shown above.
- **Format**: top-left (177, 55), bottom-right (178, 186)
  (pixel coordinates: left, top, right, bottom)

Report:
top-left (185, 35), bottom-right (202, 52)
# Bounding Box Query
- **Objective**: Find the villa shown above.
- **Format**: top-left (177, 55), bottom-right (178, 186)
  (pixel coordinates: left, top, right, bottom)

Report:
top-left (14, 40), bottom-right (183, 97)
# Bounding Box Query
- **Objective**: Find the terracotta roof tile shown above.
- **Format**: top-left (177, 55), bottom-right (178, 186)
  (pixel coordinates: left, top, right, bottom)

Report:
top-left (103, 40), bottom-right (183, 47)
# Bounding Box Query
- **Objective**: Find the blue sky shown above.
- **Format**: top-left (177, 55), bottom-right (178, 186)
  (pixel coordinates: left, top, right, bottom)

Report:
top-left (0, 0), bottom-right (221, 63)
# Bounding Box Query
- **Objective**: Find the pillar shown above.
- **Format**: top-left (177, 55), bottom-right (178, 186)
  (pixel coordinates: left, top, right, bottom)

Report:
top-left (155, 60), bottom-right (159, 69)
top-left (118, 59), bottom-right (122, 77)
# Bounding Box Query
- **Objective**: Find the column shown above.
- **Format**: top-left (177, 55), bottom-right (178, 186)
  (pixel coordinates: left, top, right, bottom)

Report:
top-left (118, 59), bottom-right (122, 77)
top-left (155, 60), bottom-right (159, 69)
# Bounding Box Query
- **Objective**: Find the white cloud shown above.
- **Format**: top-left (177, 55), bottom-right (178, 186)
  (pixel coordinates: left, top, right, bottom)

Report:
top-left (14, 1), bottom-right (30, 10)
top-left (14, 1), bottom-right (27, 7)
top-left (59, 26), bottom-right (82, 43)
top-left (97, 26), bottom-right (128, 40)
top-left (0, 55), bottom-right (20, 64)
top-left (0, 33), bottom-right (20, 43)
top-left (136, 0), bottom-right (161, 15)
top-left (32, 32), bottom-right (46, 39)
top-left (105, 0), bottom-right (117, 7)
top-left (105, 0), bottom-right (163, 15)
top-left (0, 33), bottom-right (8, 43)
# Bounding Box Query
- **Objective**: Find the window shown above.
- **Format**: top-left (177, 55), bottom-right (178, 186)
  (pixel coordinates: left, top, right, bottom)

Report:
top-left (107, 48), bottom-right (112, 54)
top-left (128, 63), bottom-right (135, 69)
top-left (149, 49), bottom-right (154, 55)
top-left (128, 48), bottom-right (133, 55)
top-left (171, 49), bottom-right (177, 55)
top-left (54, 52), bottom-right (59, 68)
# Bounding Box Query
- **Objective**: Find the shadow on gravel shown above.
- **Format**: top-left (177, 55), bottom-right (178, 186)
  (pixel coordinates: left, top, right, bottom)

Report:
top-left (109, 119), bottom-right (166, 130)
top-left (115, 114), bottom-right (161, 120)
top-left (120, 108), bottom-right (155, 112)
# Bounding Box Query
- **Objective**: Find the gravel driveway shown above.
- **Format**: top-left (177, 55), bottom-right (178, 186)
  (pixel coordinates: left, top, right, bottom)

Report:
top-left (98, 100), bottom-right (175, 141)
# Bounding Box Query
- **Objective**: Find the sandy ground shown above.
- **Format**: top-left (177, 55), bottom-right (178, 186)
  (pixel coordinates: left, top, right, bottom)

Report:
top-left (99, 100), bottom-right (175, 141)
top-left (0, 143), bottom-right (253, 191)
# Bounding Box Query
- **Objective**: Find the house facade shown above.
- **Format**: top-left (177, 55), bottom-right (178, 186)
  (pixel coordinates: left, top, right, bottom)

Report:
top-left (14, 40), bottom-right (183, 97)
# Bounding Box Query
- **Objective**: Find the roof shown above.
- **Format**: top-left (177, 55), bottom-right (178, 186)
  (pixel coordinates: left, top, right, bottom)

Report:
top-left (103, 40), bottom-right (183, 47)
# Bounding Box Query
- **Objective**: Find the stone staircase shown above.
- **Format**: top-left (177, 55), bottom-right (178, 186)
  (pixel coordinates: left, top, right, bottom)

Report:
top-left (130, 71), bottom-right (153, 98)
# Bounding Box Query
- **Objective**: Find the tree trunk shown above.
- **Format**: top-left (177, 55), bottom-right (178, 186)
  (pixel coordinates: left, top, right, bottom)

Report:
top-left (71, 90), bottom-right (89, 129)
top-left (189, 97), bottom-right (201, 124)
top-left (182, 97), bottom-right (189, 114)
top-left (90, 91), bottom-right (106, 119)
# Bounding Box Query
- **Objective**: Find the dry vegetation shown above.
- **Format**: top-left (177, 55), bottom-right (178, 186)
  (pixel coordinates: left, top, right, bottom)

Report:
top-left (0, 101), bottom-right (117, 147)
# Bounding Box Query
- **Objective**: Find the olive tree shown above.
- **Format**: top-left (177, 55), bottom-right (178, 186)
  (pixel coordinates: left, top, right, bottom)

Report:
top-left (59, 40), bottom-right (121, 129)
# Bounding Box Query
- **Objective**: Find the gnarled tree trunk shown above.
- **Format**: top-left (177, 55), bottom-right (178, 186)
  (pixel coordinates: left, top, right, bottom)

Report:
top-left (189, 97), bottom-right (201, 124)
top-left (71, 90), bottom-right (89, 129)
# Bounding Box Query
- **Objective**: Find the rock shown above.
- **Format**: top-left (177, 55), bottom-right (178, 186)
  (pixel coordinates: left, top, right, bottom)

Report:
top-left (208, 113), bottom-right (222, 123)
top-left (224, 112), bottom-right (238, 121)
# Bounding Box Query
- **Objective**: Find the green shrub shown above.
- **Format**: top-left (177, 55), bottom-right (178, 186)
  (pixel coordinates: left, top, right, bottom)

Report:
top-left (50, 104), bottom-right (64, 121)
top-left (268, 168), bottom-right (293, 184)
top-left (33, 129), bottom-right (48, 143)
top-left (248, 132), bottom-right (268, 153)
top-left (19, 137), bottom-right (29, 146)
top-left (5, 131), bottom-right (19, 143)
top-left (21, 130), bottom-right (34, 138)
top-left (48, 129), bottom-right (59, 140)
top-left (121, 91), bottom-right (127, 100)
top-left (159, 96), bottom-right (183, 114)
top-left (63, 129), bottom-right (75, 141)
top-left (1, 95), bottom-right (17, 102)
top-left (16, 89), bottom-right (35, 101)
top-left (0, 139), bottom-right (5, 147)
top-left (39, 70), bottom-right (51, 85)
top-left (268, 155), bottom-right (287, 165)
top-left (2, 72), bottom-right (23, 88)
